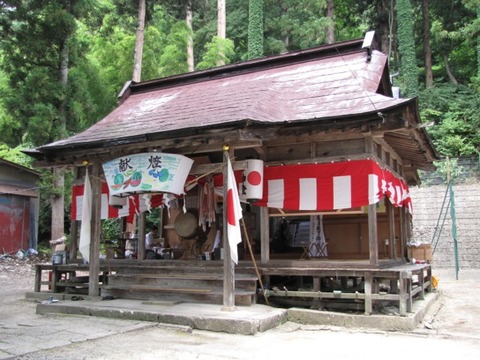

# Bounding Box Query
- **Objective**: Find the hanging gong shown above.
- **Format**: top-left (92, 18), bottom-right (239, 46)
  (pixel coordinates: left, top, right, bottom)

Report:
top-left (174, 212), bottom-right (198, 239)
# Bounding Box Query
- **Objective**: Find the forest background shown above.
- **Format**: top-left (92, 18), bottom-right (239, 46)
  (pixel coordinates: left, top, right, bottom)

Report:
top-left (0, 0), bottom-right (479, 244)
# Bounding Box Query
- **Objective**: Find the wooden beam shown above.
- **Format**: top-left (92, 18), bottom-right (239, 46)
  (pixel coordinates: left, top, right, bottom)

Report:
top-left (88, 162), bottom-right (101, 297)
top-left (268, 209), bottom-right (364, 217)
top-left (364, 272), bottom-right (373, 315)
top-left (372, 137), bottom-right (404, 167)
top-left (167, 139), bottom-right (263, 156)
top-left (189, 160), bottom-right (248, 176)
top-left (368, 203), bottom-right (378, 266)
top-left (386, 200), bottom-right (396, 260)
top-left (399, 207), bottom-right (407, 260)
top-left (260, 206), bottom-right (270, 264)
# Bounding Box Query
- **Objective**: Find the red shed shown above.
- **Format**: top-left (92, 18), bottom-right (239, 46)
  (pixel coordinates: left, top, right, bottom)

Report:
top-left (0, 158), bottom-right (40, 254)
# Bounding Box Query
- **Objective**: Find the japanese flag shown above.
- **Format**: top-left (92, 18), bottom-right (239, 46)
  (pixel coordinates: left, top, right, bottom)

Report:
top-left (226, 157), bottom-right (243, 264)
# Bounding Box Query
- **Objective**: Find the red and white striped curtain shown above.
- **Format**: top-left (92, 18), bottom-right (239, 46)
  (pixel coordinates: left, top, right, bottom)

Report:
top-left (71, 182), bottom-right (163, 223)
top-left (254, 159), bottom-right (412, 213)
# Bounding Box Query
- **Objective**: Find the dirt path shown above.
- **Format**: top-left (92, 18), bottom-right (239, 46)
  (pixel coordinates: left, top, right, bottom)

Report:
top-left (1, 258), bottom-right (479, 360)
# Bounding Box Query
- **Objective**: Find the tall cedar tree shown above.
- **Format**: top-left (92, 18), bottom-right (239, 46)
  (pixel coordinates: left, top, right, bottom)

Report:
top-left (248, 0), bottom-right (264, 59)
top-left (0, 1), bottom-right (85, 240)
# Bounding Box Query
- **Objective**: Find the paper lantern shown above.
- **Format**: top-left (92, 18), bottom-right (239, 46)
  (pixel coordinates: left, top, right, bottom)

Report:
top-left (243, 159), bottom-right (264, 200)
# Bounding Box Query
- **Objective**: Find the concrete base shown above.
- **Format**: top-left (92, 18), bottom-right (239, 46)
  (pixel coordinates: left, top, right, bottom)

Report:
top-left (31, 290), bottom-right (439, 335)
top-left (34, 296), bottom-right (287, 335)
top-left (288, 291), bottom-right (440, 332)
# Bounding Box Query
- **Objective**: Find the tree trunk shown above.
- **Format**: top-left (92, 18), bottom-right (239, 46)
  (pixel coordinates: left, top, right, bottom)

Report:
top-left (51, 30), bottom-right (70, 241)
top-left (443, 54), bottom-right (458, 85)
top-left (132, 0), bottom-right (146, 82)
top-left (186, 0), bottom-right (194, 72)
top-left (217, 0), bottom-right (226, 66)
top-left (422, 0), bottom-right (433, 88)
top-left (326, 0), bottom-right (334, 44)
top-left (477, 5), bottom-right (480, 78)
top-left (51, 167), bottom-right (65, 240)
top-left (376, 0), bottom-right (390, 54)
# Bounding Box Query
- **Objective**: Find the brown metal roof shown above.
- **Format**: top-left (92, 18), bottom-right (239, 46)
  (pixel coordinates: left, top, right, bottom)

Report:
top-left (39, 47), bottom-right (411, 151)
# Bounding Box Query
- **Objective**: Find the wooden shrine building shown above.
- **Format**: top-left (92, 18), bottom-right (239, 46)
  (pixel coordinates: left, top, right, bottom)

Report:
top-left (27, 32), bottom-right (438, 315)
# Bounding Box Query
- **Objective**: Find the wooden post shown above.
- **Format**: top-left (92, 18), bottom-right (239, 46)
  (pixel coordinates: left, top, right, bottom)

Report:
top-left (241, 218), bottom-right (269, 305)
top-left (138, 211), bottom-right (146, 260)
top-left (222, 147), bottom-right (235, 310)
top-left (364, 272), bottom-right (373, 315)
top-left (260, 207), bottom-right (270, 264)
top-left (34, 265), bottom-right (41, 292)
top-left (70, 220), bottom-right (78, 261)
top-left (399, 207), bottom-right (407, 260)
top-left (399, 270), bottom-right (412, 316)
top-left (88, 162), bottom-right (101, 297)
top-left (368, 203), bottom-right (378, 266)
top-left (386, 200), bottom-right (396, 260)
top-left (312, 277), bottom-right (321, 309)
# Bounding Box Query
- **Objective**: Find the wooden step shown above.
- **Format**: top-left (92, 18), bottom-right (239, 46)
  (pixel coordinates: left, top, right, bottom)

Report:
top-left (101, 285), bottom-right (256, 306)
top-left (103, 284), bottom-right (214, 294)
top-left (107, 273), bottom-right (258, 292)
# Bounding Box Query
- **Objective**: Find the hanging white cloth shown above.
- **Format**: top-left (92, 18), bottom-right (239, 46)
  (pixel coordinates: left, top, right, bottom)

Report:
top-left (79, 168), bottom-right (92, 263)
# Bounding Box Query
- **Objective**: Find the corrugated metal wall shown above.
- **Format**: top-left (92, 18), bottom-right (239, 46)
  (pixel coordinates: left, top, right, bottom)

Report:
top-left (0, 160), bottom-right (40, 254)
top-left (0, 195), bottom-right (30, 254)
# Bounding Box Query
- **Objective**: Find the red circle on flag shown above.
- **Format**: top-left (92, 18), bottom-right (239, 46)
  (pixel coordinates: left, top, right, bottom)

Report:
top-left (247, 171), bottom-right (262, 186)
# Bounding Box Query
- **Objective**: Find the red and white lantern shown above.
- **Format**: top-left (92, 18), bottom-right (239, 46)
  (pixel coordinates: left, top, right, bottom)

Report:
top-left (243, 159), bottom-right (264, 200)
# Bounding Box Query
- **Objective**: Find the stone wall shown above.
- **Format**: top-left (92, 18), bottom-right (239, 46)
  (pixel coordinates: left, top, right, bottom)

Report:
top-left (410, 182), bottom-right (480, 269)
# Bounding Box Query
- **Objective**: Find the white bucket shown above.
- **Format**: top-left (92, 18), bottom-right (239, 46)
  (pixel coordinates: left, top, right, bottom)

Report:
top-left (52, 253), bottom-right (63, 265)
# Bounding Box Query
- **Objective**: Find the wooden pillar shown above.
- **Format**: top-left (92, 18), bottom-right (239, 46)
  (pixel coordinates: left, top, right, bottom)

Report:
top-left (418, 269), bottom-right (425, 300)
top-left (260, 207), bottom-right (270, 264)
top-left (386, 200), bottom-right (396, 260)
top-left (70, 220), bottom-right (78, 261)
top-left (364, 272), bottom-right (373, 315)
top-left (88, 162), bottom-right (101, 297)
top-left (222, 147), bottom-right (235, 310)
top-left (368, 203), bottom-right (378, 266)
top-left (34, 265), bottom-right (41, 292)
top-left (399, 270), bottom-right (412, 316)
top-left (312, 277), bottom-right (321, 309)
top-left (138, 211), bottom-right (146, 260)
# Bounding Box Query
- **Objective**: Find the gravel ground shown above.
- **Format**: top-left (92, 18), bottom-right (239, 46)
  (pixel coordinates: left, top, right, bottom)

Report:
top-left (1, 255), bottom-right (480, 360)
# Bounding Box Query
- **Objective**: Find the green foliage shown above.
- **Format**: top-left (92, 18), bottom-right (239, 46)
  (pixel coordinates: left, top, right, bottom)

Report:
top-left (0, 144), bottom-right (33, 167)
top-left (158, 21), bottom-right (191, 77)
top-left (102, 218), bottom-right (123, 240)
top-left (428, 0), bottom-right (478, 84)
top-left (247, 0), bottom-right (264, 60)
top-left (196, 36), bottom-right (235, 70)
top-left (333, 0), bottom-right (372, 41)
top-left (0, 67), bottom-right (20, 146)
top-left (264, 0), bottom-right (330, 54)
top-left (396, 0), bottom-right (419, 97)
top-left (0, 1), bottom-right (112, 146)
top-left (420, 84), bottom-right (480, 157)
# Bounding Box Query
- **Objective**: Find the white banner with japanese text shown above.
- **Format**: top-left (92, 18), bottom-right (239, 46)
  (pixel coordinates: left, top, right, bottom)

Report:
top-left (103, 152), bottom-right (193, 196)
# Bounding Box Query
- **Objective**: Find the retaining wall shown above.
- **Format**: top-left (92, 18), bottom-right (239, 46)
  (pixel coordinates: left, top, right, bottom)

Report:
top-left (410, 182), bottom-right (480, 269)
